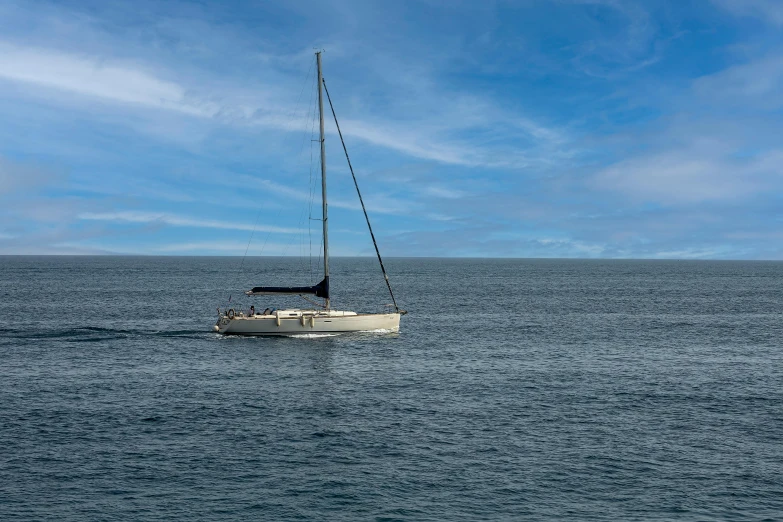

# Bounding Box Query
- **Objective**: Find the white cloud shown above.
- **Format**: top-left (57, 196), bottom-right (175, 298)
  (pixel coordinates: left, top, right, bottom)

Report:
top-left (418, 185), bottom-right (466, 199)
top-left (336, 118), bottom-right (484, 167)
top-left (0, 243), bottom-right (114, 255)
top-left (154, 241), bottom-right (290, 253)
top-left (589, 49), bottom-right (783, 207)
top-left (151, 240), bottom-right (363, 256)
top-left (0, 42), bottom-right (217, 116)
top-left (652, 248), bottom-right (723, 259)
top-left (712, 0), bottom-right (783, 26)
top-left (559, 0), bottom-right (662, 77)
top-left (0, 155), bottom-right (58, 194)
top-left (0, 38), bottom-right (566, 170)
top-left (254, 177), bottom-right (413, 215)
top-left (592, 150), bottom-right (783, 204)
top-left (693, 55), bottom-right (783, 108)
top-left (78, 211), bottom-right (302, 234)
top-left (423, 213), bottom-right (457, 222)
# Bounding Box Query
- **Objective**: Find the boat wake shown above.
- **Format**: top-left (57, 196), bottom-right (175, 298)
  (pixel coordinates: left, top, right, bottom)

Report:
top-left (288, 333), bottom-right (341, 339)
top-left (0, 326), bottom-right (210, 343)
top-left (286, 328), bottom-right (399, 339)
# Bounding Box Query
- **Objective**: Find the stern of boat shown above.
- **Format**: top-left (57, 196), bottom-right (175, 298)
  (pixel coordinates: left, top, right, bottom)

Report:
top-left (214, 314), bottom-right (229, 333)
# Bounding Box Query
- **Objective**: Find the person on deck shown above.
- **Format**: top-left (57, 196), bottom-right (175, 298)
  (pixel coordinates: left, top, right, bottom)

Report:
top-left (249, 305), bottom-right (255, 316)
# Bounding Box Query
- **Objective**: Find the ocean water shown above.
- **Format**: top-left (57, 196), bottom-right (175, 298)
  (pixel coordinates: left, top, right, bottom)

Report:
top-left (1, 256), bottom-right (782, 521)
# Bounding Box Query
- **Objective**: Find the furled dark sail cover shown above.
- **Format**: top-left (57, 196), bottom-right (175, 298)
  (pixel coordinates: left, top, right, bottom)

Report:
top-left (246, 277), bottom-right (329, 298)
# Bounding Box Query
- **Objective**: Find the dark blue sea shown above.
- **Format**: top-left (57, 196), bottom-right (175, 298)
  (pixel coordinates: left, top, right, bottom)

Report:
top-left (1, 256), bottom-right (782, 520)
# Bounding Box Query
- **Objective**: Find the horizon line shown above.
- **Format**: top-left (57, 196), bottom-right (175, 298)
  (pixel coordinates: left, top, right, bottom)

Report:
top-left (2, 254), bottom-right (782, 262)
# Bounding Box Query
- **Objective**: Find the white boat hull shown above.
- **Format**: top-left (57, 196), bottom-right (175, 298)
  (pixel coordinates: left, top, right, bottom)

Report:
top-left (214, 309), bottom-right (400, 336)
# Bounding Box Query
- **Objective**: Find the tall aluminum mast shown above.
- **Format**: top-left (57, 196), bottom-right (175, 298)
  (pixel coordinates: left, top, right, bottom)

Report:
top-left (316, 51), bottom-right (330, 310)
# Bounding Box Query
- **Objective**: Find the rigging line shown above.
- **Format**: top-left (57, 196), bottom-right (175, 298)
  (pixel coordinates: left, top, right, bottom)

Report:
top-left (229, 211), bottom-right (264, 304)
top-left (256, 206), bottom-right (284, 258)
top-left (283, 61), bottom-right (319, 281)
top-left (307, 76), bottom-right (321, 282)
top-left (249, 56), bottom-right (316, 285)
top-left (286, 58), bottom-right (317, 206)
top-left (322, 79), bottom-right (403, 313)
top-left (295, 64), bottom-right (319, 278)
top-left (299, 294), bottom-right (326, 309)
top-left (308, 104), bottom-right (316, 282)
top-left (290, 55), bottom-right (316, 155)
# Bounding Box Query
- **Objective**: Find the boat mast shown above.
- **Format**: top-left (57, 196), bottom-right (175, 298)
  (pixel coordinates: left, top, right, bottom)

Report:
top-left (316, 51), bottom-right (330, 310)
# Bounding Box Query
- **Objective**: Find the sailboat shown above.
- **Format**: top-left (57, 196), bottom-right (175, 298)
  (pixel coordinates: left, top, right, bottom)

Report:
top-left (213, 51), bottom-right (405, 336)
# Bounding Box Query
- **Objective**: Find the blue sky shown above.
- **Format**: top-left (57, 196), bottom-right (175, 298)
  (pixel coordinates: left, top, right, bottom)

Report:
top-left (0, 0), bottom-right (782, 258)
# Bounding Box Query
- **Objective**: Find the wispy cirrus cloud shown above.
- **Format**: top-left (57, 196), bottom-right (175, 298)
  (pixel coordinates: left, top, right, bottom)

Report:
top-left (255, 178), bottom-right (415, 215)
top-left (692, 55), bottom-right (783, 109)
top-left (565, 0), bottom-right (662, 76)
top-left (591, 149), bottom-right (783, 204)
top-left (0, 42), bottom-right (216, 116)
top-left (0, 155), bottom-right (58, 194)
top-left (0, 38), bottom-right (565, 170)
top-left (78, 211), bottom-right (302, 234)
top-left (711, 0), bottom-right (783, 26)
top-left (590, 44), bottom-right (783, 207)
top-left (153, 241), bottom-right (292, 253)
